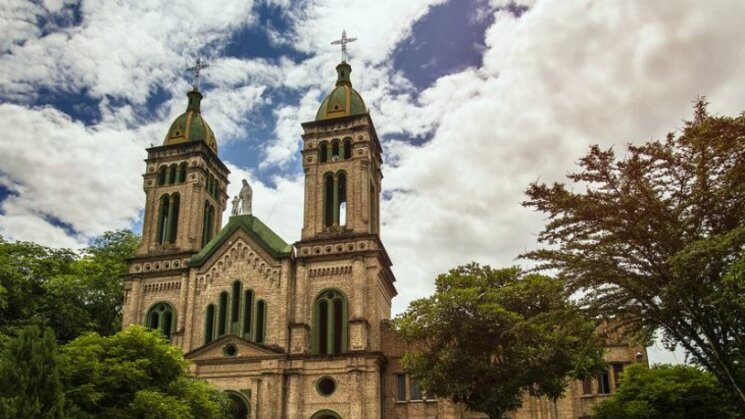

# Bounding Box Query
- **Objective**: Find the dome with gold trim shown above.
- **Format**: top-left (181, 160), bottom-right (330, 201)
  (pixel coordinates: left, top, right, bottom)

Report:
top-left (163, 89), bottom-right (218, 154)
top-left (315, 62), bottom-right (367, 121)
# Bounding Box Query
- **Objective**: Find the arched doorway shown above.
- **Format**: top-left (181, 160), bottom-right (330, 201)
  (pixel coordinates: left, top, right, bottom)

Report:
top-left (226, 391), bottom-right (249, 419)
top-left (310, 409), bottom-right (341, 419)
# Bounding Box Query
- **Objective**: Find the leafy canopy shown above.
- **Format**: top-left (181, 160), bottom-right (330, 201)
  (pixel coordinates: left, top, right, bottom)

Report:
top-left (523, 100), bottom-right (745, 407)
top-left (593, 363), bottom-right (742, 419)
top-left (393, 264), bottom-right (605, 419)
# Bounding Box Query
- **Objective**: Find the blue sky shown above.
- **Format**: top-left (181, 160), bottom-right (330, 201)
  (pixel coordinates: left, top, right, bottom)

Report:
top-left (2, 0), bottom-right (745, 364)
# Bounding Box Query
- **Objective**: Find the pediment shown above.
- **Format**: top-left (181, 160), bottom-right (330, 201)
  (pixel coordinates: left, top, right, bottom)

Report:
top-left (185, 335), bottom-right (285, 362)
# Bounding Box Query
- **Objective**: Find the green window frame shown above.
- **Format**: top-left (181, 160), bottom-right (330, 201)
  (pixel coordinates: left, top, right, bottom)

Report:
top-left (145, 302), bottom-right (176, 340)
top-left (312, 289), bottom-right (348, 355)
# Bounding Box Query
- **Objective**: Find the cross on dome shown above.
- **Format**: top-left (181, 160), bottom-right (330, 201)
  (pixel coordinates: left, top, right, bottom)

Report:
top-left (187, 57), bottom-right (209, 90)
top-left (331, 30), bottom-right (357, 63)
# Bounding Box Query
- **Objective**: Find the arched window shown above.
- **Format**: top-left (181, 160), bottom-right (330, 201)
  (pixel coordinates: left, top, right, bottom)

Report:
top-left (204, 304), bottom-right (215, 344)
top-left (145, 302), bottom-right (175, 340)
top-left (324, 173), bottom-right (334, 227)
top-left (226, 391), bottom-right (250, 419)
top-left (157, 166), bottom-right (167, 185)
top-left (310, 410), bottom-right (341, 419)
top-left (337, 172), bottom-right (347, 226)
top-left (343, 137), bottom-right (352, 159)
top-left (313, 290), bottom-right (347, 355)
top-left (255, 300), bottom-right (266, 344)
top-left (218, 291), bottom-right (228, 337)
top-left (168, 193), bottom-right (180, 243)
top-left (319, 142), bottom-right (329, 163)
top-left (231, 281), bottom-right (241, 335)
top-left (168, 164), bottom-right (177, 185)
top-left (157, 194), bottom-right (170, 245)
top-left (202, 201), bottom-right (215, 246)
top-left (331, 140), bottom-right (340, 161)
top-left (178, 162), bottom-right (187, 183)
top-left (242, 289), bottom-right (253, 339)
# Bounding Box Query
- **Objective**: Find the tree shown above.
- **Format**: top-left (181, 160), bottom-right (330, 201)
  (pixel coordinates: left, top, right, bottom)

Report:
top-left (0, 230), bottom-right (138, 343)
top-left (593, 363), bottom-right (741, 419)
top-left (522, 99), bottom-right (745, 407)
top-left (393, 264), bottom-right (605, 419)
top-left (59, 325), bottom-right (230, 418)
top-left (0, 325), bottom-right (65, 419)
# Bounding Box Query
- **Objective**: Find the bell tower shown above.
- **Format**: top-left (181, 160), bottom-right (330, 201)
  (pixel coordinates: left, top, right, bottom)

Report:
top-left (292, 53), bottom-right (396, 356)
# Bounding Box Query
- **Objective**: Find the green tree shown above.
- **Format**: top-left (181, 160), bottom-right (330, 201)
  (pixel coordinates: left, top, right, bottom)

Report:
top-left (393, 264), bottom-right (605, 419)
top-left (522, 100), bottom-right (745, 407)
top-left (0, 230), bottom-right (138, 343)
top-left (0, 325), bottom-right (65, 419)
top-left (593, 363), bottom-right (741, 419)
top-left (60, 325), bottom-right (229, 418)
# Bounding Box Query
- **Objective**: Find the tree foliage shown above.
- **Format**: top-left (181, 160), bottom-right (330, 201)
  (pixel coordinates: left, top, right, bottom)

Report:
top-left (0, 230), bottom-right (138, 342)
top-left (593, 363), bottom-right (741, 419)
top-left (393, 264), bottom-right (605, 419)
top-left (59, 326), bottom-right (230, 418)
top-left (0, 325), bottom-right (65, 419)
top-left (522, 100), bottom-right (745, 406)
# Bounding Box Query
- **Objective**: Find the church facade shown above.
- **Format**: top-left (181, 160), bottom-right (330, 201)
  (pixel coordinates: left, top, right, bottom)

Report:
top-left (121, 58), bottom-right (643, 419)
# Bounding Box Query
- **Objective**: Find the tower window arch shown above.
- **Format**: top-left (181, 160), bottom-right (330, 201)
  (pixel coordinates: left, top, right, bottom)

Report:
top-left (168, 193), bottom-right (180, 243)
top-left (168, 164), bottom-right (177, 184)
top-left (157, 194), bottom-right (170, 245)
top-left (331, 140), bottom-right (340, 161)
top-left (202, 201), bottom-right (215, 246)
top-left (343, 137), bottom-right (352, 159)
top-left (157, 166), bottom-right (167, 185)
top-left (178, 162), bottom-right (187, 183)
top-left (324, 172), bottom-right (334, 227)
top-left (337, 171), bottom-right (347, 226)
top-left (312, 289), bottom-right (348, 355)
top-left (319, 142), bottom-right (329, 163)
top-left (145, 302), bottom-right (176, 340)
top-left (323, 171), bottom-right (347, 228)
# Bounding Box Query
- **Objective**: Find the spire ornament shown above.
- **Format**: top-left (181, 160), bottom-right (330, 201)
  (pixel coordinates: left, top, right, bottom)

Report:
top-left (186, 56), bottom-right (209, 91)
top-left (331, 30), bottom-right (357, 63)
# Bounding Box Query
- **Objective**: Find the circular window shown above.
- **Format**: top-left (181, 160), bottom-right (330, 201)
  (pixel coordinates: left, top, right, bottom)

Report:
top-left (223, 344), bottom-right (238, 357)
top-left (316, 376), bottom-right (336, 396)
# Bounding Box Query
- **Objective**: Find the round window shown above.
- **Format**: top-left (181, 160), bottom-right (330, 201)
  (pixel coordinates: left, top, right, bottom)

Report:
top-left (316, 376), bottom-right (336, 396)
top-left (223, 344), bottom-right (238, 357)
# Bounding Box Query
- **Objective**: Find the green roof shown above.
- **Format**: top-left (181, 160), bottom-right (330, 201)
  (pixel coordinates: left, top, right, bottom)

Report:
top-left (163, 89), bottom-right (218, 154)
top-left (315, 62), bottom-right (367, 121)
top-left (189, 214), bottom-right (291, 267)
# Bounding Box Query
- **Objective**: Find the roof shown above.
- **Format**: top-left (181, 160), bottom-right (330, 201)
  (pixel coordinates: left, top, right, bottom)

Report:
top-left (189, 214), bottom-right (292, 267)
top-left (163, 89), bottom-right (218, 154)
top-left (315, 62), bottom-right (367, 121)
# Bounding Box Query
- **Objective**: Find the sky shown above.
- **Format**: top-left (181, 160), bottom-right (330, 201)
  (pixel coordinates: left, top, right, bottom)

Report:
top-left (2, 0), bottom-right (744, 364)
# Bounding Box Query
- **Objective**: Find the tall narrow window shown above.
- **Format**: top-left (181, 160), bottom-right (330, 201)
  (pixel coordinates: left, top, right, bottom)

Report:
top-left (598, 370), bottom-right (611, 394)
top-left (410, 379), bottom-right (422, 401)
top-left (168, 164), bottom-right (177, 184)
top-left (331, 140), bottom-right (340, 160)
top-left (319, 142), bottom-right (328, 163)
top-left (396, 374), bottom-right (407, 402)
top-left (157, 166), bottom-right (167, 185)
top-left (168, 193), bottom-right (180, 243)
top-left (611, 363), bottom-right (624, 389)
top-left (157, 195), bottom-right (170, 245)
top-left (242, 290), bottom-right (253, 339)
top-left (218, 292), bottom-right (228, 336)
top-left (204, 304), bottom-right (215, 344)
top-left (324, 173), bottom-right (334, 227)
top-left (178, 162), bottom-right (187, 183)
top-left (145, 303), bottom-right (175, 340)
top-left (337, 172), bottom-right (347, 226)
top-left (255, 300), bottom-right (266, 344)
top-left (231, 281), bottom-right (241, 334)
top-left (343, 138), bottom-right (352, 159)
top-left (370, 181), bottom-right (377, 233)
top-left (202, 201), bottom-right (214, 246)
top-left (582, 377), bottom-right (593, 395)
top-left (313, 290), bottom-right (347, 354)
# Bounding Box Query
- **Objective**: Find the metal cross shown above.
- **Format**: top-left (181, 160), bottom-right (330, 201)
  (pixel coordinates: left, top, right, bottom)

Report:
top-left (186, 57), bottom-right (209, 90)
top-left (331, 30), bottom-right (357, 63)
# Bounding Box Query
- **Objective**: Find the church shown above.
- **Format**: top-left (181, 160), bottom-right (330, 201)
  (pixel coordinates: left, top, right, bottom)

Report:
top-left (121, 46), bottom-right (643, 419)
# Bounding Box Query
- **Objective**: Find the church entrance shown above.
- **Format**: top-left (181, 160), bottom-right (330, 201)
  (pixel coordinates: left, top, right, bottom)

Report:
top-left (226, 392), bottom-right (249, 419)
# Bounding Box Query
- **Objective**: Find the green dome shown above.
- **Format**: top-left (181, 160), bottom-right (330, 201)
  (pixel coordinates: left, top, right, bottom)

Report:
top-left (164, 90), bottom-right (218, 154)
top-left (315, 62), bottom-right (367, 121)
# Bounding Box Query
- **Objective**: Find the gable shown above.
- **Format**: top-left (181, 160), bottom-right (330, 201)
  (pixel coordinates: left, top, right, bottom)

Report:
top-left (185, 335), bottom-right (284, 362)
top-left (190, 214), bottom-right (291, 268)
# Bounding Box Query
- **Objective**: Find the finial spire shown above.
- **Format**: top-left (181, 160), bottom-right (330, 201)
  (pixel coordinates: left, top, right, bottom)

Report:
top-left (331, 30), bottom-right (357, 63)
top-left (187, 56), bottom-right (209, 91)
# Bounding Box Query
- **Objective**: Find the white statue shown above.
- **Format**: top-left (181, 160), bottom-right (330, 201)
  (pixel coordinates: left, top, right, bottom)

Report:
top-left (231, 195), bottom-right (240, 216)
top-left (239, 179), bottom-right (252, 215)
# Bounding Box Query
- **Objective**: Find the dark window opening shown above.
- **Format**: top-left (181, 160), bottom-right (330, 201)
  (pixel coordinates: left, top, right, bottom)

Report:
top-left (204, 304), bottom-right (215, 344)
top-left (242, 290), bottom-right (253, 339)
top-left (324, 174), bottom-right (334, 227)
top-left (343, 138), bottom-right (352, 159)
top-left (396, 374), bottom-right (406, 401)
top-left (319, 142), bottom-right (328, 163)
top-left (319, 300), bottom-right (328, 354)
top-left (218, 292), bottom-right (228, 336)
top-left (598, 370), bottom-right (611, 394)
top-left (255, 300), bottom-right (266, 343)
